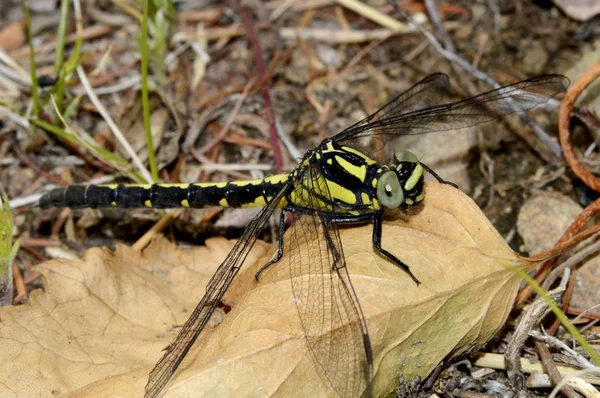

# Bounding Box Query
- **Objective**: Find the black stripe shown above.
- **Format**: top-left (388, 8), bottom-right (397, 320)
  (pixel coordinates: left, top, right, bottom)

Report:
top-left (187, 184), bottom-right (227, 208)
top-left (151, 185), bottom-right (188, 208)
top-left (115, 185), bottom-right (151, 208)
top-left (226, 183), bottom-right (265, 207)
top-left (320, 151), bottom-right (368, 192)
top-left (86, 186), bottom-right (117, 207)
top-left (63, 186), bottom-right (88, 208)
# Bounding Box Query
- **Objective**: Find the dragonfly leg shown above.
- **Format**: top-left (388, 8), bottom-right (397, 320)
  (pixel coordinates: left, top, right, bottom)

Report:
top-left (372, 210), bottom-right (421, 286)
top-left (421, 162), bottom-right (459, 188)
top-left (254, 209), bottom-right (286, 281)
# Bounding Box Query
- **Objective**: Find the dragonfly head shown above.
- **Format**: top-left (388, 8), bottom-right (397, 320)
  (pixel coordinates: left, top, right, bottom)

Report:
top-left (376, 151), bottom-right (424, 209)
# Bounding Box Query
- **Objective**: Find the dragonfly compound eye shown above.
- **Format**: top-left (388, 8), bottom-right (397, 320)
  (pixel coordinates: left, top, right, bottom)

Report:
top-left (394, 150), bottom-right (419, 164)
top-left (376, 171), bottom-right (404, 208)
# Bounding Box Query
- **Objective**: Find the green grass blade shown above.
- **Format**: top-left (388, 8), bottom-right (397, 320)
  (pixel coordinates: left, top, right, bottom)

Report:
top-left (140, 0), bottom-right (159, 182)
top-left (24, 4), bottom-right (40, 118)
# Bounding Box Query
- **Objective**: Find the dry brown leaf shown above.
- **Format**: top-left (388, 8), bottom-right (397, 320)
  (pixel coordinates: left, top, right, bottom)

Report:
top-left (0, 183), bottom-right (534, 397)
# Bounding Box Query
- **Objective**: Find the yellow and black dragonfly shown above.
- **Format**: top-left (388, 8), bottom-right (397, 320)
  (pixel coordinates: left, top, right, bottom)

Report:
top-left (39, 73), bottom-right (568, 397)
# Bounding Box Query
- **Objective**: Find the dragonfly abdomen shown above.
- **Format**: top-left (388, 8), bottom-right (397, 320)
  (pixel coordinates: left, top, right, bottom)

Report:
top-left (39, 174), bottom-right (290, 209)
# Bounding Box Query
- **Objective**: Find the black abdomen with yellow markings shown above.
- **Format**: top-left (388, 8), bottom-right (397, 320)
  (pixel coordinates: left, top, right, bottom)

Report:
top-left (39, 174), bottom-right (291, 209)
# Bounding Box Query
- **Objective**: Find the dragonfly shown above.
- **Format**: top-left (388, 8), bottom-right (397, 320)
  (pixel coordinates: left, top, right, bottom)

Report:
top-left (39, 73), bottom-right (569, 397)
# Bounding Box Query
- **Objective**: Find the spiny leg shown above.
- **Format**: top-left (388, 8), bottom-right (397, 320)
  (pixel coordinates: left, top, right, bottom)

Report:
top-left (254, 209), bottom-right (286, 281)
top-left (421, 162), bottom-right (458, 188)
top-left (372, 209), bottom-right (420, 285)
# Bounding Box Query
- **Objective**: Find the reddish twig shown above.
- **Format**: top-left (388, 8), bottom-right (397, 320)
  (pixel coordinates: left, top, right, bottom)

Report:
top-left (51, 208), bottom-right (72, 239)
top-left (13, 145), bottom-right (69, 187)
top-left (20, 245), bottom-right (47, 262)
top-left (240, 7), bottom-right (284, 173)
top-left (548, 271), bottom-right (576, 335)
top-left (195, 77), bottom-right (256, 155)
top-left (19, 238), bottom-right (62, 248)
top-left (567, 306), bottom-right (600, 321)
top-left (559, 60), bottom-right (600, 192)
top-left (516, 63), bottom-right (600, 305)
top-left (534, 341), bottom-right (579, 398)
top-left (12, 262), bottom-right (27, 304)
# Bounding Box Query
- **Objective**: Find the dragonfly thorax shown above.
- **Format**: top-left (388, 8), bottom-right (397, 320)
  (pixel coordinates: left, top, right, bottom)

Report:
top-left (288, 140), bottom-right (425, 214)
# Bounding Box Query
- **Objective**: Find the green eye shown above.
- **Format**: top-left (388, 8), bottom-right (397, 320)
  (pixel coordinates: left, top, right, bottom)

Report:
top-left (395, 151), bottom-right (419, 164)
top-left (376, 171), bottom-right (404, 208)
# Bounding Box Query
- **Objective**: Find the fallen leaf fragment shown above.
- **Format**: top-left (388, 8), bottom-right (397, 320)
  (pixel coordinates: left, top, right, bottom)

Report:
top-left (1, 183), bottom-right (535, 397)
top-left (0, 236), bottom-right (269, 397)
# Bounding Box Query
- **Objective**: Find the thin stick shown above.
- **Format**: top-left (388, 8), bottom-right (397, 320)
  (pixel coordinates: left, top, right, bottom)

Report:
top-left (505, 286), bottom-right (565, 391)
top-left (12, 262), bottom-right (26, 304)
top-left (535, 341), bottom-right (580, 398)
top-left (195, 78), bottom-right (255, 155)
top-left (76, 65), bottom-right (153, 184)
top-left (240, 7), bottom-right (284, 173)
top-left (559, 60), bottom-right (600, 192)
top-left (475, 352), bottom-right (600, 386)
top-left (334, 0), bottom-right (407, 31)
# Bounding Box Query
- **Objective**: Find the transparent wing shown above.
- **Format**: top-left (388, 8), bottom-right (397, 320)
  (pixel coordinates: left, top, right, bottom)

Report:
top-left (287, 162), bottom-right (373, 397)
top-left (144, 184), bottom-right (291, 398)
top-left (346, 73), bottom-right (451, 130)
top-left (335, 74), bottom-right (569, 158)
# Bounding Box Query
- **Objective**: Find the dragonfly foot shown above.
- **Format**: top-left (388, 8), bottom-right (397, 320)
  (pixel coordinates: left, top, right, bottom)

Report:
top-left (421, 162), bottom-right (459, 188)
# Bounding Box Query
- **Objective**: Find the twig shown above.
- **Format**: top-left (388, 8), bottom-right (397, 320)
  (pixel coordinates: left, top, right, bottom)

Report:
top-left (270, 0), bottom-right (296, 21)
top-left (567, 306), bottom-right (600, 321)
top-left (476, 353), bottom-right (600, 386)
top-left (548, 270), bottom-right (577, 335)
top-left (517, 199), bottom-right (600, 306)
top-left (534, 340), bottom-right (580, 398)
top-left (542, 238), bottom-right (600, 290)
top-left (279, 27), bottom-right (412, 43)
top-left (9, 25), bottom-right (114, 59)
top-left (131, 209), bottom-right (184, 252)
top-left (389, 1), bottom-right (563, 161)
top-left (72, 75), bottom-right (141, 96)
top-left (0, 48), bottom-right (31, 84)
top-left (240, 7), bottom-right (284, 173)
top-left (529, 330), bottom-right (595, 369)
top-left (518, 62), bottom-right (600, 304)
top-left (424, 0), bottom-right (455, 52)
top-left (12, 145), bottom-right (69, 187)
top-left (76, 65), bottom-right (153, 184)
top-left (195, 77), bottom-right (255, 155)
top-left (11, 262), bottom-right (26, 304)
top-left (505, 285), bottom-right (565, 392)
top-left (334, 0), bottom-right (409, 31)
top-left (559, 61), bottom-right (600, 192)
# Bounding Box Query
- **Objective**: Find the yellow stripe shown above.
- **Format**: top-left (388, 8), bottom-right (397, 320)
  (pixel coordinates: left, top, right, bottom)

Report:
top-left (335, 156), bottom-right (366, 182)
top-left (144, 200), bottom-right (153, 208)
top-left (326, 180), bottom-right (356, 205)
top-left (404, 164), bottom-right (423, 191)
top-left (219, 198), bottom-right (228, 207)
top-left (181, 199), bottom-right (190, 208)
top-left (361, 192), bottom-right (371, 205)
top-left (111, 201), bottom-right (117, 207)
top-left (265, 174), bottom-right (290, 184)
top-left (415, 193), bottom-right (424, 202)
